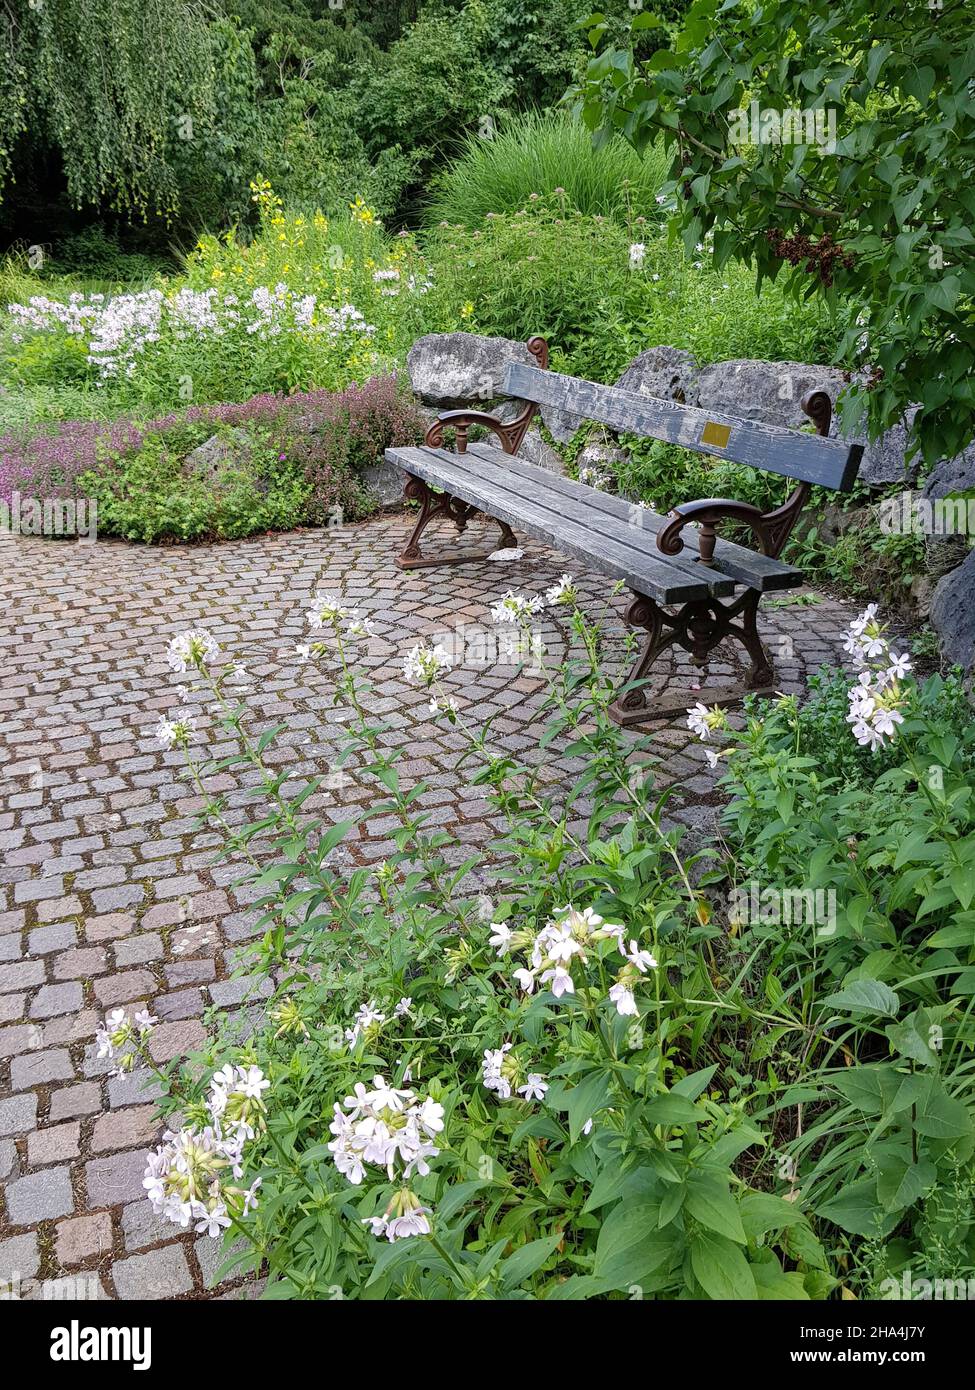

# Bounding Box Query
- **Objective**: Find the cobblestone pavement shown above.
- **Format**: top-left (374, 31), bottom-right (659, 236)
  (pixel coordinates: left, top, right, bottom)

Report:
top-left (0, 512), bottom-right (859, 1299)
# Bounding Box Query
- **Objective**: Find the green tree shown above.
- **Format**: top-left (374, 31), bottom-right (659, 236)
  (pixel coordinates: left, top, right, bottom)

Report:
top-left (571, 0), bottom-right (975, 463)
top-left (0, 0), bottom-right (216, 218)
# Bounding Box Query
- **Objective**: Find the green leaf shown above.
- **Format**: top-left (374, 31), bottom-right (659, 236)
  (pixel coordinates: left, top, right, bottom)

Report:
top-left (643, 1093), bottom-right (703, 1126)
top-left (592, 1200), bottom-right (676, 1288)
top-left (689, 1231), bottom-right (757, 1299)
top-left (566, 1070), bottom-right (613, 1143)
top-left (823, 979), bottom-right (900, 1016)
top-left (685, 1171), bottom-right (746, 1244)
top-left (499, 1233), bottom-right (564, 1292)
top-left (876, 1155), bottom-right (936, 1211)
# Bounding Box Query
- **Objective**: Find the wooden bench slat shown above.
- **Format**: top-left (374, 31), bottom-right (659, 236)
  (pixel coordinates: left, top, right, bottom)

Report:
top-left (453, 444), bottom-right (736, 597)
top-left (387, 445), bottom-right (717, 604)
top-left (500, 363), bottom-right (863, 492)
top-left (465, 443), bottom-right (803, 593)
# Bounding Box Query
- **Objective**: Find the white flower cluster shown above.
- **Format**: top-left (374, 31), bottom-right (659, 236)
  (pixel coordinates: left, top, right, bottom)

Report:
top-left (494, 906), bottom-right (657, 1018)
top-left (302, 592), bottom-right (375, 653)
top-left (167, 629), bottom-right (220, 674)
top-left (143, 1063), bottom-right (268, 1237)
top-left (403, 641), bottom-right (454, 686)
top-left (6, 282), bottom-right (377, 381)
top-left (491, 591), bottom-right (544, 624)
top-left (481, 1043), bottom-right (548, 1102)
top-left (154, 712), bottom-right (197, 750)
top-left (687, 702), bottom-right (729, 742)
top-left (328, 1075), bottom-right (443, 1239)
top-left (844, 605), bottom-right (912, 750)
top-left (96, 1007), bottom-right (157, 1074)
top-left (344, 996), bottom-right (412, 1048)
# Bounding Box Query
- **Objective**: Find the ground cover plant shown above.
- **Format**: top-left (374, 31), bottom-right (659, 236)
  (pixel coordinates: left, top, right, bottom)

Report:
top-left (97, 593), bottom-right (975, 1299)
top-left (0, 375), bottom-right (425, 542)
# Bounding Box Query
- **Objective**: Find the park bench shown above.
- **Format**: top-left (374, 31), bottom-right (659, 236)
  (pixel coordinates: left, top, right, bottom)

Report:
top-left (385, 337), bottom-right (863, 724)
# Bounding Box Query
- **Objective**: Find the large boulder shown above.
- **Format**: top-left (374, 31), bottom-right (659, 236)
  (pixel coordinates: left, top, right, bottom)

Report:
top-left (848, 405), bottom-right (925, 487)
top-left (930, 547), bottom-right (975, 677)
top-left (615, 346), bottom-right (698, 404)
top-left (183, 428), bottom-right (251, 481)
top-left (406, 333), bottom-right (539, 409)
top-left (689, 358), bottom-right (847, 432)
top-left (922, 443), bottom-right (975, 499)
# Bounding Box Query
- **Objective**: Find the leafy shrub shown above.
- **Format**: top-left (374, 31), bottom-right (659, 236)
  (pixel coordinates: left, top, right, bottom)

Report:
top-left (716, 610), bottom-right (975, 1294)
top-left (427, 203), bottom-right (847, 376)
top-left (0, 375), bottom-right (425, 543)
top-left (0, 190), bottom-right (456, 416)
top-left (426, 111), bottom-right (669, 227)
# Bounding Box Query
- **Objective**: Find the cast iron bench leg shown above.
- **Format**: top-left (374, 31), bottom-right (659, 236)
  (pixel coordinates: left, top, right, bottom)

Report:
top-left (396, 474), bottom-right (518, 570)
top-left (609, 590), bottom-right (776, 725)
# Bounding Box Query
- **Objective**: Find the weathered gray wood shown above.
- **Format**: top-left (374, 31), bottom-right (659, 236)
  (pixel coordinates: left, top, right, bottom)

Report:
top-left (501, 363), bottom-right (863, 491)
top-left (466, 443), bottom-right (802, 592)
top-left (387, 445), bottom-right (716, 604)
top-left (455, 444), bottom-right (736, 596)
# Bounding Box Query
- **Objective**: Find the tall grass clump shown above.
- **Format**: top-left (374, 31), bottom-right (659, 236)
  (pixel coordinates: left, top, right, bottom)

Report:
top-left (426, 110), bottom-right (669, 227)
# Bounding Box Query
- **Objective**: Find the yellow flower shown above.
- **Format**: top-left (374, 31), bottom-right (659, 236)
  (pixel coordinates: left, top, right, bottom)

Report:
top-left (460, 301), bottom-right (474, 318)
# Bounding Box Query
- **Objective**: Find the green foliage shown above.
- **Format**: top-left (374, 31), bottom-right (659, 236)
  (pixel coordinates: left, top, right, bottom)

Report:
top-left (80, 428), bottom-right (314, 544)
top-left (1, 0), bottom-right (215, 216)
top-left (572, 0), bottom-right (975, 462)
top-left (427, 202), bottom-right (844, 376)
top-left (143, 597), bottom-right (835, 1300)
top-left (720, 657), bottom-right (975, 1291)
top-left (427, 110), bottom-right (669, 227)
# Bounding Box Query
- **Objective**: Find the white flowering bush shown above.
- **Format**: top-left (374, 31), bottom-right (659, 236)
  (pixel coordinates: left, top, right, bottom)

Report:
top-left (137, 586), bottom-right (856, 1301)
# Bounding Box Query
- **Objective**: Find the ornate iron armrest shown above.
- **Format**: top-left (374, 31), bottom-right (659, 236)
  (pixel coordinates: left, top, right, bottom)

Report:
top-left (423, 335), bottom-right (549, 456)
top-left (657, 488), bottom-right (810, 563)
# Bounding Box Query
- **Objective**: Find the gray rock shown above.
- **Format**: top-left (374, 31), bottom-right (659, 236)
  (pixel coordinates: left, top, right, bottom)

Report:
top-left (517, 426), bottom-right (564, 473)
top-left (690, 358), bottom-right (846, 431)
top-left (0, 1232), bottom-right (39, 1282)
top-left (615, 345), bottom-right (698, 404)
top-left (538, 402), bottom-right (588, 443)
top-left (577, 438), bottom-right (628, 484)
top-left (406, 333), bottom-right (539, 408)
top-left (194, 1233), bottom-right (249, 1289)
top-left (931, 548), bottom-right (975, 675)
top-left (922, 444), bottom-right (975, 499)
top-left (847, 406), bottom-right (925, 487)
top-left (361, 460), bottom-right (403, 509)
top-left (183, 428), bottom-right (251, 482)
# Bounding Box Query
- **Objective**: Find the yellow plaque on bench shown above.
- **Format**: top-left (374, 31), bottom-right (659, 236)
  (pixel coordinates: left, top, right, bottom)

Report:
top-left (701, 420), bottom-right (732, 449)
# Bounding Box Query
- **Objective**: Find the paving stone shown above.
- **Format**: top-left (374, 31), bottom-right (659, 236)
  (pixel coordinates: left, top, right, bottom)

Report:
top-left (91, 1106), bottom-right (161, 1152)
top-left (0, 1092), bottom-right (37, 1136)
top-left (0, 1232), bottom-right (39, 1281)
top-left (148, 1019), bottom-right (207, 1062)
top-left (10, 1047), bottom-right (74, 1089)
top-left (121, 1199), bottom-right (174, 1252)
top-left (6, 1166), bottom-right (75, 1223)
top-left (52, 947), bottom-right (108, 980)
top-left (27, 1121), bottom-right (81, 1165)
top-left (56, 1212), bottom-right (114, 1267)
top-left (112, 1245), bottom-right (194, 1299)
top-left (194, 1233), bottom-right (249, 1289)
top-left (0, 959), bottom-right (44, 993)
top-left (94, 969), bottom-right (156, 1007)
top-left (85, 1149), bottom-right (150, 1207)
top-left (27, 922), bottom-right (78, 955)
top-left (49, 1081), bottom-right (103, 1122)
top-left (29, 982), bottom-right (84, 1019)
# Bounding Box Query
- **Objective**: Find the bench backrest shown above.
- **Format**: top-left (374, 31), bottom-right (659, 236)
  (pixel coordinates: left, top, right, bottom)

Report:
top-left (501, 362), bottom-right (863, 492)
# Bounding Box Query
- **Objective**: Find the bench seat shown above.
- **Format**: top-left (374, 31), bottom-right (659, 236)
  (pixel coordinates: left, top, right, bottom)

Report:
top-left (383, 335), bottom-right (862, 724)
